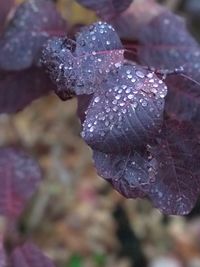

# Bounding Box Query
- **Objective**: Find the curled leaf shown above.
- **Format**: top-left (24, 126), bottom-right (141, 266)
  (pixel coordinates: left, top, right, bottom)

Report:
top-left (41, 22), bottom-right (124, 99)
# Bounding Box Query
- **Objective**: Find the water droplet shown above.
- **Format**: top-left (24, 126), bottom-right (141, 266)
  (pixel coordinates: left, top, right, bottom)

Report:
top-left (136, 70), bottom-right (145, 78)
top-left (115, 95), bottom-right (121, 100)
top-left (142, 100), bottom-right (147, 107)
top-left (119, 102), bottom-right (125, 107)
top-left (94, 96), bottom-right (100, 103)
top-left (128, 94), bottom-right (134, 100)
top-left (147, 73), bottom-right (154, 78)
top-left (90, 126), bottom-right (94, 132)
top-left (105, 120), bottom-right (109, 126)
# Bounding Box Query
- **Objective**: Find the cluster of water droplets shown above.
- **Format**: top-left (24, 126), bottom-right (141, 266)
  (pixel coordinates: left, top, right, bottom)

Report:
top-left (82, 62), bottom-right (168, 153)
top-left (42, 21), bottom-right (125, 97)
top-left (73, 21), bottom-right (124, 94)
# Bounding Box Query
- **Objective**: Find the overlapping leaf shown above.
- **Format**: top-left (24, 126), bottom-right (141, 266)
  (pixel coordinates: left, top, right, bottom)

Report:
top-left (42, 18), bottom-right (200, 215)
top-left (76, 0), bottom-right (133, 20)
top-left (93, 150), bottom-right (150, 198)
top-left (112, 1), bottom-right (200, 125)
top-left (147, 119), bottom-right (200, 215)
top-left (0, 0), bottom-right (67, 71)
top-left (11, 243), bottom-right (56, 267)
top-left (165, 75), bottom-right (200, 124)
top-left (82, 63), bottom-right (167, 153)
top-left (41, 22), bottom-right (124, 99)
top-left (93, 118), bottom-right (200, 215)
top-left (0, 147), bottom-right (42, 219)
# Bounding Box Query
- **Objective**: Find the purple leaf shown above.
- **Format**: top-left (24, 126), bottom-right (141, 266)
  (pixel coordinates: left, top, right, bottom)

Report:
top-left (93, 119), bottom-right (200, 215)
top-left (76, 0), bottom-right (133, 20)
top-left (165, 75), bottom-right (200, 125)
top-left (0, 147), bottom-right (42, 219)
top-left (81, 63), bottom-right (167, 153)
top-left (0, 0), bottom-right (67, 71)
top-left (11, 243), bottom-right (56, 267)
top-left (112, 1), bottom-right (200, 125)
top-left (93, 150), bottom-right (151, 198)
top-left (41, 37), bottom-right (77, 100)
top-left (0, 67), bottom-right (53, 114)
top-left (41, 22), bottom-right (124, 99)
top-left (147, 119), bottom-right (200, 215)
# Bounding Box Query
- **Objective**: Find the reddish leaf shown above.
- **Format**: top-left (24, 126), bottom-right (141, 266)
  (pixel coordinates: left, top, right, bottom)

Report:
top-left (0, 0), bottom-right (67, 71)
top-left (76, 0), bottom-right (133, 20)
top-left (0, 68), bottom-right (53, 114)
top-left (147, 119), bottom-right (200, 215)
top-left (82, 63), bottom-right (167, 153)
top-left (0, 147), bottom-right (42, 219)
top-left (11, 243), bottom-right (56, 267)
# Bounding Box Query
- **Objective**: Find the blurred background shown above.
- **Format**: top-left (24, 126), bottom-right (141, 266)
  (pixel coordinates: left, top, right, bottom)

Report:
top-left (1, 0), bottom-right (200, 266)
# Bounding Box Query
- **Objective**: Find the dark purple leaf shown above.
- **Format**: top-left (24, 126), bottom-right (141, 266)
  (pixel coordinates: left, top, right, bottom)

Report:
top-left (41, 22), bottom-right (124, 99)
top-left (11, 243), bottom-right (56, 267)
top-left (0, 0), bottom-right (67, 71)
top-left (81, 63), bottom-right (167, 154)
top-left (41, 37), bottom-right (77, 100)
top-left (147, 119), bottom-right (200, 215)
top-left (76, 0), bottom-right (133, 20)
top-left (0, 67), bottom-right (53, 114)
top-left (165, 75), bottom-right (200, 125)
top-left (94, 119), bottom-right (200, 215)
top-left (93, 150), bottom-right (151, 198)
top-left (0, 147), bottom-right (42, 219)
top-left (112, 1), bottom-right (200, 125)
